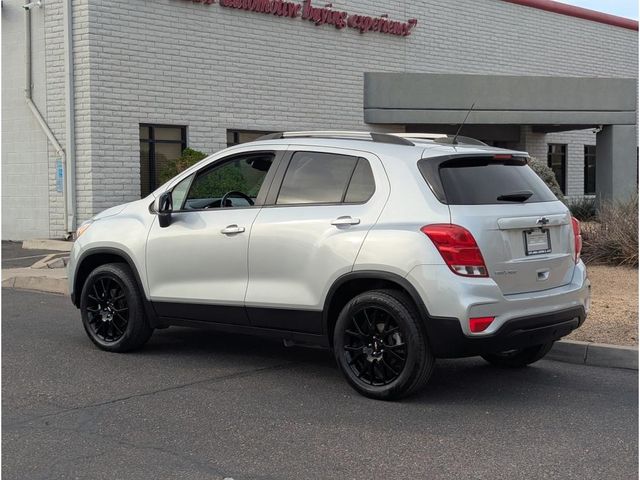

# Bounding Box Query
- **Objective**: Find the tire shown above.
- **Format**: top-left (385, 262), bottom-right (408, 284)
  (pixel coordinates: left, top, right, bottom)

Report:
top-left (481, 342), bottom-right (554, 368)
top-left (80, 263), bottom-right (153, 352)
top-left (333, 289), bottom-right (435, 400)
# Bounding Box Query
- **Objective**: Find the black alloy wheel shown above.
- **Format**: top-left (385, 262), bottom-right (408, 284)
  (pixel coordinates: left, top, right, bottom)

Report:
top-left (343, 306), bottom-right (407, 386)
top-left (80, 263), bottom-right (153, 352)
top-left (334, 289), bottom-right (435, 400)
top-left (85, 275), bottom-right (129, 343)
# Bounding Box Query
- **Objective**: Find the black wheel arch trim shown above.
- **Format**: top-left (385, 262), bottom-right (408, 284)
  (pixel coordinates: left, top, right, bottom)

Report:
top-left (322, 270), bottom-right (434, 338)
top-left (72, 247), bottom-right (160, 326)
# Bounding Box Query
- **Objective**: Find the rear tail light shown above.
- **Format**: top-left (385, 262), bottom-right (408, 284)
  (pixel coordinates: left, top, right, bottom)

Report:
top-left (571, 216), bottom-right (582, 263)
top-left (421, 224), bottom-right (488, 277)
top-left (469, 316), bottom-right (495, 333)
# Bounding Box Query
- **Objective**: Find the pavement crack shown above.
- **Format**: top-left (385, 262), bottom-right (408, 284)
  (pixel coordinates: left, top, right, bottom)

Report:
top-left (4, 361), bottom-right (295, 429)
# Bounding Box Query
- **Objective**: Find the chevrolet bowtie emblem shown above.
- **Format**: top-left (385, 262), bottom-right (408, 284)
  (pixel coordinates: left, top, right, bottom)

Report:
top-left (536, 217), bottom-right (550, 225)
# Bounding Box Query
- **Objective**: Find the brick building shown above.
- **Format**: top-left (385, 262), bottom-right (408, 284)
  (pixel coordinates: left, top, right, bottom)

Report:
top-left (1, 0), bottom-right (638, 239)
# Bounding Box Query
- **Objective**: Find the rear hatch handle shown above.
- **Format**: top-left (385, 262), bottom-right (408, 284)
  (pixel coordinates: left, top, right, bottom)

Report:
top-left (497, 213), bottom-right (569, 230)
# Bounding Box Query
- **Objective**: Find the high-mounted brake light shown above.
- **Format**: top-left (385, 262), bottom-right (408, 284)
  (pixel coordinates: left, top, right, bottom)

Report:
top-left (469, 316), bottom-right (495, 333)
top-left (571, 216), bottom-right (582, 263)
top-left (421, 224), bottom-right (488, 277)
top-left (493, 154), bottom-right (512, 160)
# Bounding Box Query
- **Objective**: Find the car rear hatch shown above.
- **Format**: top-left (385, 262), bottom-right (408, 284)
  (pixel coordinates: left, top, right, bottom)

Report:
top-left (419, 153), bottom-right (575, 295)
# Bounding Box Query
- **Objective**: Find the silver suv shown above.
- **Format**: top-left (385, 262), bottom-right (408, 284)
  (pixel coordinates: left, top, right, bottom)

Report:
top-left (68, 131), bottom-right (590, 400)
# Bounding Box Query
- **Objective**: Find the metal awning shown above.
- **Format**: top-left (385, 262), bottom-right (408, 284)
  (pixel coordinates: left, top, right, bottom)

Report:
top-left (363, 73), bottom-right (637, 127)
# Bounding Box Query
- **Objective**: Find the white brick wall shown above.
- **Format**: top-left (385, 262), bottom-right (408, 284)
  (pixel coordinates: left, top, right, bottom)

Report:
top-left (43, 0), bottom-right (96, 237)
top-left (521, 127), bottom-right (598, 200)
top-left (1, 1), bottom-right (51, 240)
top-left (44, 0), bottom-right (68, 238)
top-left (2, 0), bottom-right (638, 237)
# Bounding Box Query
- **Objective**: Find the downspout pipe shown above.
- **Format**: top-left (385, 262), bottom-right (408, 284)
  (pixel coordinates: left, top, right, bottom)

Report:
top-left (23, 1), bottom-right (75, 236)
top-left (62, 0), bottom-right (76, 233)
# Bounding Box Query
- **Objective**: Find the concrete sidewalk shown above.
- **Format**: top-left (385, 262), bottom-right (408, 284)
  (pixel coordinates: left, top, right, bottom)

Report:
top-left (2, 240), bottom-right (70, 295)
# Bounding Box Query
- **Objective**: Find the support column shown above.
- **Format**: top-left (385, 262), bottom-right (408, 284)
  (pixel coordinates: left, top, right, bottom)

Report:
top-left (595, 125), bottom-right (637, 202)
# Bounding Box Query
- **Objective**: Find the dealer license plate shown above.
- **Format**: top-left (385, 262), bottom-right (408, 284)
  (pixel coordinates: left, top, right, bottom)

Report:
top-left (524, 229), bottom-right (551, 255)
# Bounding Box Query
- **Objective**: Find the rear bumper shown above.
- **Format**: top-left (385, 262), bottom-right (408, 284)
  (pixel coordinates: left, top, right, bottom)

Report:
top-left (407, 261), bottom-right (590, 358)
top-left (428, 306), bottom-right (585, 358)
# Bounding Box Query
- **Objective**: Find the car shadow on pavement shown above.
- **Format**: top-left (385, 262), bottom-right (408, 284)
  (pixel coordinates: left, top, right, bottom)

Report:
top-left (143, 326), bottom-right (333, 363)
top-left (131, 326), bottom-right (633, 407)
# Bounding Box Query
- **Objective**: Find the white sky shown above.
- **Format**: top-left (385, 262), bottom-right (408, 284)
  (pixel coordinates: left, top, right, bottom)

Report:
top-left (555, 0), bottom-right (638, 20)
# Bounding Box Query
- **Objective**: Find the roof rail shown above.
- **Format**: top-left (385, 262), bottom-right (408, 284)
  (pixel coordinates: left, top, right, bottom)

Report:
top-left (256, 131), bottom-right (415, 146)
top-left (392, 133), bottom-right (487, 146)
top-left (391, 133), bottom-right (448, 140)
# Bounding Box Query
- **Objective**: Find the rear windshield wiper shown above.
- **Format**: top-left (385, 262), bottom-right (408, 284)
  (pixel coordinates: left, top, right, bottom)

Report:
top-left (497, 190), bottom-right (533, 202)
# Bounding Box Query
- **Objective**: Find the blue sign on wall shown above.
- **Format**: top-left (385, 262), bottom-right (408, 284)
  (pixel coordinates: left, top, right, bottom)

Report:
top-left (56, 160), bottom-right (64, 193)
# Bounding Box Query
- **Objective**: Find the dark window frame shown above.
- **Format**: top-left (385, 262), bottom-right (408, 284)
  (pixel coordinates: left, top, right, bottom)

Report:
top-left (547, 143), bottom-right (567, 194)
top-left (584, 145), bottom-right (596, 195)
top-left (270, 151), bottom-right (376, 207)
top-left (140, 124), bottom-right (187, 196)
top-left (226, 129), bottom-right (276, 147)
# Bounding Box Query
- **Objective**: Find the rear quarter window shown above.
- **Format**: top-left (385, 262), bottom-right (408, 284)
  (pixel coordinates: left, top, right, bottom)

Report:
top-left (419, 156), bottom-right (558, 205)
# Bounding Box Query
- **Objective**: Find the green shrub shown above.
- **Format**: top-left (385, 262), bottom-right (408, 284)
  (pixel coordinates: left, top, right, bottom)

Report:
top-left (528, 157), bottom-right (565, 203)
top-left (158, 148), bottom-right (208, 184)
top-left (568, 196), bottom-right (597, 222)
top-left (157, 147), bottom-right (255, 201)
top-left (581, 194), bottom-right (638, 267)
top-left (189, 163), bottom-right (248, 199)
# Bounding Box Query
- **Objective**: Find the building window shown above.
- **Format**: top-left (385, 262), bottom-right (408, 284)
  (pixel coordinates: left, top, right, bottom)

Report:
top-left (140, 124), bottom-right (187, 197)
top-left (226, 130), bottom-right (275, 147)
top-left (547, 144), bottom-right (567, 194)
top-left (584, 145), bottom-right (596, 195)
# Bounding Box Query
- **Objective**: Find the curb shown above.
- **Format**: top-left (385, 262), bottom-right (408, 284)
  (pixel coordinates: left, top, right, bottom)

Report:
top-left (31, 254), bottom-right (69, 269)
top-left (22, 239), bottom-right (73, 252)
top-left (2, 274), bottom-right (68, 295)
top-left (548, 339), bottom-right (638, 370)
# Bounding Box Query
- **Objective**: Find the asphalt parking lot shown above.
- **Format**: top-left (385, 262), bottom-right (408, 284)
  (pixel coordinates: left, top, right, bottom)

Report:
top-left (1, 241), bottom-right (61, 269)
top-left (2, 288), bottom-right (638, 480)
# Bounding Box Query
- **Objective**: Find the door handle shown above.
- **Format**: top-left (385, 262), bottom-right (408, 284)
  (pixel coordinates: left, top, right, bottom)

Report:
top-left (331, 216), bottom-right (360, 226)
top-left (221, 224), bottom-right (245, 235)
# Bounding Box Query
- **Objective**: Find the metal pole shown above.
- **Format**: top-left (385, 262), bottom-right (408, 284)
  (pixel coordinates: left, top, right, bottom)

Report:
top-left (63, 0), bottom-right (76, 232)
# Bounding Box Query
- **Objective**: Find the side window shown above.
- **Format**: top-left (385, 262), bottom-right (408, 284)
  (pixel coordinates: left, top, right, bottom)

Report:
top-left (344, 158), bottom-right (375, 203)
top-left (277, 152), bottom-right (358, 205)
top-left (584, 145), bottom-right (596, 195)
top-left (140, 124), bottom-right (186, 197)
top-left (547, 144), bottom-right (567, 194)
top-left (171, 173), bottom-right (194, 210)
top-left (183, 153), bottom-right (274, 210)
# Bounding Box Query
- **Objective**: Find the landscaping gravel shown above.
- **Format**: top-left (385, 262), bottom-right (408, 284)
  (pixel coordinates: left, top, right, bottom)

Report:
top-left (568, 265), bottom-right (638, 346)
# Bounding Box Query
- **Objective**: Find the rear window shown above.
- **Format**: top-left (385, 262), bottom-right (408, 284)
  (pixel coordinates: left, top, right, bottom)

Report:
top-left (419, 156), bottom-right (558, 205)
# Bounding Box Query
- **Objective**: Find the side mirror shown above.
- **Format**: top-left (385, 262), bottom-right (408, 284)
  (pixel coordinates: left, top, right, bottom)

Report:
top-left (156, 191), bottom-right (173, 228)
